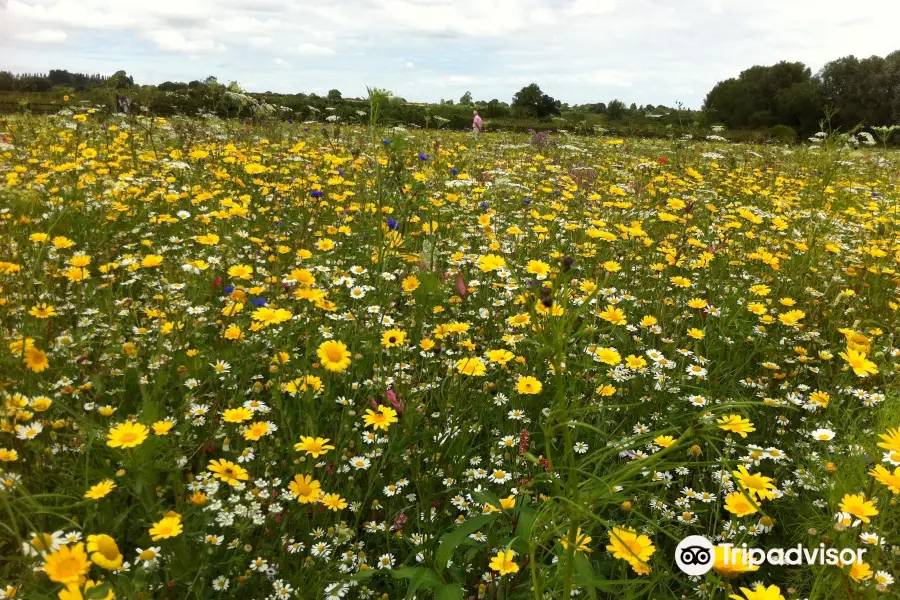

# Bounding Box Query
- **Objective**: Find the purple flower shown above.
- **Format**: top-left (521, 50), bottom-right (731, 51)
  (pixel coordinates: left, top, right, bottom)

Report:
top-left (224, 285), bottom-right (236, 294)
top-left (387, 218), bottom-right (398, 230)
top-left (251, 297), bottom-right (267, 307)
top-left (451, 167), bottom-right (458, 176)
top-left (418, 152), bottom-right (428, 161)
top-left (382, 139), bottom-right (391, 146)
top-left (310, 190), bottom-right (324, 198)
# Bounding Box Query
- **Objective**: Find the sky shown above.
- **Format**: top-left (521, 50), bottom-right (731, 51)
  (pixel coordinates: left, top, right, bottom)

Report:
top-left (2, 0), bottom-right (899, 108)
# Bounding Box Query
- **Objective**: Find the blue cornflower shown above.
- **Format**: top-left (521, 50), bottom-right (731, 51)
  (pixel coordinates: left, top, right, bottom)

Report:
top-left (224, 285), bottom-right (235, 294)
top-left (418, 152), bottom-right (428, 161)
top-left (310, 190), bottom-right (324, 198)
top-left (251, 297), bottom-right (267, 307)
top-left (451, 167), bottom-right (458, 176)
top-left (387, 218), bottom-right (399, 230)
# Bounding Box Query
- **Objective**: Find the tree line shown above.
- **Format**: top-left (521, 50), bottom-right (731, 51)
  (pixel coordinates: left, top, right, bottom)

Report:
top-left (2, 48), bottom-right (899, 141)
top-left (703, 50), bottom-right (900, 139)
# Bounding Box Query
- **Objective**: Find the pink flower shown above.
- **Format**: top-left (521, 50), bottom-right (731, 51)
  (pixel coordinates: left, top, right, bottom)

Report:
top-left (456, 272), bottom-right (467, 297)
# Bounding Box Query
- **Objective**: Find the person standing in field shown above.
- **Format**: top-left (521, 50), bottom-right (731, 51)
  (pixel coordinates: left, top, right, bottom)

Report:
top-left (472, 110), bottom-right (483, 135)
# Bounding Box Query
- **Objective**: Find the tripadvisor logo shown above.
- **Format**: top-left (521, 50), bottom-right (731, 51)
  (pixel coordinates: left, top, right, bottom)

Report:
top-left (675, 536), bottom-right (867, 575)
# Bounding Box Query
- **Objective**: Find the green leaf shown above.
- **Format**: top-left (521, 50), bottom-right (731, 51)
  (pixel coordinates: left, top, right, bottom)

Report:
top-left (85, 583), bottom-right (113, 599)
top-left (435, 513), bottom-right (498, 572)
top-left (399, 567), bottom-right (442, 599)
top-left (573, 553), bottom-right (597, 600)
top-left (470, 490), bottom-right (502, 510)
top-left (434, 583), bottom-right (464, 600)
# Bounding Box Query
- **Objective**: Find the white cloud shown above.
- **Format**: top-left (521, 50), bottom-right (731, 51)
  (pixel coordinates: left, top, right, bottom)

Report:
top-left (14, 28), bottom-right (67, 43)
top-left (149, 29), bottom-right (224, 54)
top-left (295, 43), bottom-right (335, 57)
top-left (2, 0), bottom-right (900, 106)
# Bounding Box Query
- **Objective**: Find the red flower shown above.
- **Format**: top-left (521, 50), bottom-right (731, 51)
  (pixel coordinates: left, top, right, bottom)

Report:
top-left (657, 157), bottom-right (669, 164)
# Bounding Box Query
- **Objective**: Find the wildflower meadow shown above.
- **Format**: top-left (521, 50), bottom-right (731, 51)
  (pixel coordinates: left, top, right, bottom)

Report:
top-left (0, 103), bottom-right (898, 600)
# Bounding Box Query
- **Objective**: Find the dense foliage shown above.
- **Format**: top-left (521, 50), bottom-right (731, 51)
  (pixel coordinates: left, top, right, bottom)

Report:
top-left (0, 110), bottom-right (898, 600)
top-left (704, 51), bottom-right (900, 139)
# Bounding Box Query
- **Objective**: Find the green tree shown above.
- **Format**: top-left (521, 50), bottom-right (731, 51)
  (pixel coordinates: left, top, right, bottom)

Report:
top-left (511, 83), bottom-right (561, 118)
top-left (459, 91), bottom-right (473, 105)
top-left (327, 89), bottom-right (342, 101)
top-left (106, 70), bottom-right (135, 90)
top-left (606, 99), bottom-right (626, 120)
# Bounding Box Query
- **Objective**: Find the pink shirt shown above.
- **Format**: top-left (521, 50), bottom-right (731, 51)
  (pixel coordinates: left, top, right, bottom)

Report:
top-left (473, 115), bottom-right (483, 128)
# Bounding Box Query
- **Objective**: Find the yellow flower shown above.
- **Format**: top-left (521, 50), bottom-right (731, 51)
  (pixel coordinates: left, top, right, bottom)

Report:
top-left (402, 275), bottom-right (420, 292)
top-left (24, 347), bottom-right (49, 372)
top-left (486, 349), bottom-right (515, 365)
top-left (242, 421), bottom-right (272, 441)
top-left (455, 356), bottom-right (487, 376)
top-left (506, 313), bottom-right (531, 328)
top-left (598, 305), bottom-right (626, 325)
top-left (228, 264), bottom-right (253, 280)
top-left (625, 354), bottom-right (647, 369)
top-left (152, 420), bottom-right (174, 435)
top-left (489, 549), bottom-right (519, 575)
top-left (606, 527), bottom-right (655, 575)
top-left (732, 465), bottom-right (777, 500)
top-left (149, 516), bottom-right (183, 541)
top-left (778, 309), bottom-right (805, 326)
top-left (713, 545), bottom-right (759, 578)
top-left (208, 459), bottom-right (249, 486)
top-left (194, 233), bottom-right (220, 245)
top-left (877, 427), bottom-right (900, 452)
top-left (294, 436), bottom-right (335, 458)
top-left (43, 543), bottom-right (91, 584)
top-left (593, 347), bottom-right (621, 365)
top-left (288, 474), bottom-right (322, 504)
top-left (62, 267), bottom-right (90, 283)
top-left (687, 298), bottom-right (707, 309)
top-left (723, 491), bottom-right (758, 517)
top-left (317, 340), bottom-right (351, 372)
top-left (106, 422), bottom-right (149, 449)
top-left (717, 415), bottom-right (755, 438)
top-left (84, 479), bottom-right (116, 500)
top-left (526, 260), bottom-right (550, 279)
top-left (839, 493), bottom-right (878, 523)
top-left (52, 236), bottom-right (75, 249)
top-left (729, 584), bottom-right (785, 600)
top-left (381, 329), bottom-right (406, 348)
top-left (848, 560), bottom-right (873, 582)
top-left (29, 303), bottom-right (57, 318)
top-left (869, 465), bottom-right (900, 493)
top-left (86, 534), bottom-right (123, 570)
top-left (687, 328), bottom-right (704, 339)
top-left (141, 254), bottom-right (163, 268)
top-left (560, 527), bottom-right (592, 554)
top-left (363, 406), bottom-right (398, 431)
top-left (476, 254), bottom-right (506, 272)
top-left (515, 376), bottom-right (542, 395)
top-left (69, 254), bottom-right (91, 267)
top-left (321, 493), bottom-right (348, 511)
top-left (839, 348), bottom-right (878, 377)
top-left (59, 580), bottom-right (114, 600)
top-left (653, 436), bottom-right (676, 448)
